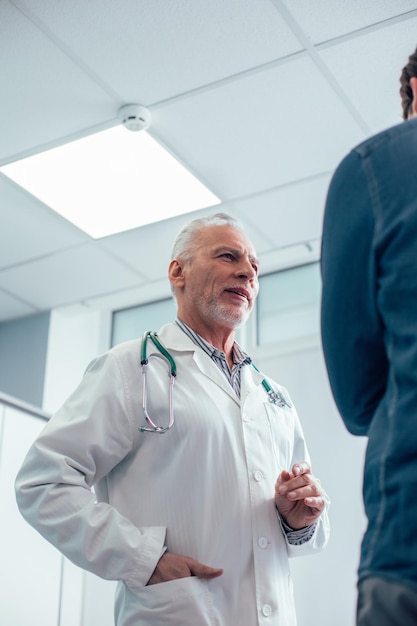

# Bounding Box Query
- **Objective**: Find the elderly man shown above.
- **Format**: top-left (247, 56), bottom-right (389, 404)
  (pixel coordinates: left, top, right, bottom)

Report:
top-left (16, 212), bottom-right (329, 626)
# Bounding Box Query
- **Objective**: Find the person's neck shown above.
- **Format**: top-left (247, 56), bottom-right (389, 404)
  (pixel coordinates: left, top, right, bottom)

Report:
top-left (178, 316), bottom-right (236, 366)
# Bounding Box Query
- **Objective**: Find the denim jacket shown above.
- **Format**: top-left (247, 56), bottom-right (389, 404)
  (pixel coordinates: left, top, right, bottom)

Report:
top-left (321, 118), bottom-right (417, 591)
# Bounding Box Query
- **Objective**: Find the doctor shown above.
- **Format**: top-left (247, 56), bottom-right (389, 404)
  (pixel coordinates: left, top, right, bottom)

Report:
top-left (16, 212), bottom-right (329, 626)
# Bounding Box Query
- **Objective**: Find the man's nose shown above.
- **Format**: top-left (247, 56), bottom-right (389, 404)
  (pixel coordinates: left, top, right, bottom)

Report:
top-left (236, 257), bottom-right (257, 280)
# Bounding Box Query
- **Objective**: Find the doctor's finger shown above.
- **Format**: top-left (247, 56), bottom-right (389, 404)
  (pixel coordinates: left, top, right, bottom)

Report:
top-left (304, 495), bottom-right (326, 513)
top-left (292, 462), bottom-right (311, 476)
top-left (275, 470), bottom-right (291, 487)
top-left (189, 559), bottom-right (224, 579)
top-left (278, 470), bottom-right (320, 494)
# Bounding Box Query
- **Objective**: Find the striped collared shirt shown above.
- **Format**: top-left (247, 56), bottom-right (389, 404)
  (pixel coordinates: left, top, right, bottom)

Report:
top-left (175, 318), bottom-right (252, 398)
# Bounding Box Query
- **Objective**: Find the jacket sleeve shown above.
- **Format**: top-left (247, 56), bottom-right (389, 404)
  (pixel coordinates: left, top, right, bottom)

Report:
top-left (320, 150), bottom-right (389, 436)
top-left (15, 350), bottom-right (166, 589)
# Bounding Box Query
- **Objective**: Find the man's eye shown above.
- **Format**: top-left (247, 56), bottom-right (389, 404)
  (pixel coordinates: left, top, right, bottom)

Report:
top-left (221, 253), bottom-right (234, 260)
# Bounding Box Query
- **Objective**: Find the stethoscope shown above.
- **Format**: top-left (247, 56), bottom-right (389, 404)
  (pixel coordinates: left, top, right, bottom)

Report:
top-left (140, 330), bottom-right (291, 434)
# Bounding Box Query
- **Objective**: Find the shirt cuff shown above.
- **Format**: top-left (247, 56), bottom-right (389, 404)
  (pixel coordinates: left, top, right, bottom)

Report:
top-left (280, 517), bottom-right (318, 545)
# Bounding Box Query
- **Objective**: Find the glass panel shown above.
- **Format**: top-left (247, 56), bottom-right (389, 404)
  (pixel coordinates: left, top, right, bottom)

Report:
top-left (257, 263), bottom-right (321, 346)
top-left (111, 298), bottom-right (177, 347)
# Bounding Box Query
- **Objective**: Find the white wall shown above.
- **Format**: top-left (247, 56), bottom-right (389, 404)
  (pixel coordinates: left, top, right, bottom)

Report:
top-left (0, 402), bottom-right (63, 626)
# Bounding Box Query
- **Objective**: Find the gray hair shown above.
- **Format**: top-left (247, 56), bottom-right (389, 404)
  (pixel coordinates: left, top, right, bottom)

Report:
top-left (171, 212), bottom-right (242, 262)
top-left (169, 213), bottom-right (244, 297)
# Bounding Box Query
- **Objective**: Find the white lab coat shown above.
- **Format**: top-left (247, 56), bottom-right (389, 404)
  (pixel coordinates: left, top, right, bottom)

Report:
top-left (15, 322), bottom-right (329, 626)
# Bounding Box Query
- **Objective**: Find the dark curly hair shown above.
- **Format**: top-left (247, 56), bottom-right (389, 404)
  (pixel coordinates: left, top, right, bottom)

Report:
top-left (400, 45), bottom-right (417, 120)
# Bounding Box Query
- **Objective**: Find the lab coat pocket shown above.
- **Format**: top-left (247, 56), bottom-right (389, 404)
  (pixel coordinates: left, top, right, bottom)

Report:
top-left (263, 403), bottom-right (292, 469)
top-left (116, 576), bottom-right (219, 626)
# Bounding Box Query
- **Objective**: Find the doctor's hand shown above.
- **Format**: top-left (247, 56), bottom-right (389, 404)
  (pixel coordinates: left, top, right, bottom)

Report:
top-left (147, 552), bottom-right (223, 586)
top-left (274, 462), bottom-right (326, 530)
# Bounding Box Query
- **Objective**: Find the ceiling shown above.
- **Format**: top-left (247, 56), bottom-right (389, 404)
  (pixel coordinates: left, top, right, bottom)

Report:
top-left (1, 0), bottom-right (416, 323)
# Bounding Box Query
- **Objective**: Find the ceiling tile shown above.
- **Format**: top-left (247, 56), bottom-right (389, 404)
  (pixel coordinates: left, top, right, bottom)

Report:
top-left (99, 207), bottom-right (231, 281)
top-left (319, 18), bottom-right (417, 133)
top-left (281, 0), bottom-right (417, 43)
top-left (0, 243), bottom-right (144, 310)
top-left (151, 55), bottom-right (366, 199)
top-left (16, 0), bottom-right (302, 104)
top-left (0, 175), bottom-right (89, 269)
top-left (1, 1), bottom-right (416, 321)
top-left (233, 173), bottom-right (332, 252)
top-left (0, 289), bottom-right (38, 323)
top-left (84, 281), bottom-right (173, 314)
top-left (0, 1), bottom-right (117, 163)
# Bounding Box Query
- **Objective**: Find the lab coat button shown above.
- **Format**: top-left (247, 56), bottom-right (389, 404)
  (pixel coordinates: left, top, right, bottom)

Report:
top-left (243, 415), bottom-right (250, 422)
top-left (254, 470), bottom-right (264, 482)
top-left (258, 536), bottom-right (269, 549)
top-left (262, 604), bottom-right (272, 617)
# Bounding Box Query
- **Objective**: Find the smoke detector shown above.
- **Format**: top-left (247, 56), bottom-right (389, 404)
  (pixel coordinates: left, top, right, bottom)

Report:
top-left (118, 104), bottom-right (151, 131)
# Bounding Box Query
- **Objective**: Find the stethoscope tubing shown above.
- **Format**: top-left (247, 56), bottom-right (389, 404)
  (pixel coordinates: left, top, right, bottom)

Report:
top-left (139, 330), bottom-right (291, 434)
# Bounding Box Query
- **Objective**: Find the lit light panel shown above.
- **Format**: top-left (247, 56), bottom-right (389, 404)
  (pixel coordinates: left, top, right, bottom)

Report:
top-left (1, 126), bottom-right (221, 238)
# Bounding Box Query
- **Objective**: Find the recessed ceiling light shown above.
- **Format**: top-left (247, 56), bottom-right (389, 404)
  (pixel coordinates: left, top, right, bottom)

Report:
top-left (1, 125), bottom-right (221, 238)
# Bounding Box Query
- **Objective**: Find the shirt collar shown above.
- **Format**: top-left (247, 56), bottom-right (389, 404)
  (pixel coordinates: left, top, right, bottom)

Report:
top-left (175, 318), bottom-right (251, 366)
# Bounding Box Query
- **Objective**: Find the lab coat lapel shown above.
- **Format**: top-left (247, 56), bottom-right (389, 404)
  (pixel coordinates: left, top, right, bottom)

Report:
top-left (192, 349), bottom-right (239, 404)
top-left (159, 322), bottom-right (260, 405)
top-left (240, 362), bottom-right (265, 407)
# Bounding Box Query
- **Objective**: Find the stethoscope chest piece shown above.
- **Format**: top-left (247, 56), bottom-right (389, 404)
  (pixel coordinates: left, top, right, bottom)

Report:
top-left (266, 389), bottom-right (291, 408)
top-left (252, 363), bottom-right (292, 408)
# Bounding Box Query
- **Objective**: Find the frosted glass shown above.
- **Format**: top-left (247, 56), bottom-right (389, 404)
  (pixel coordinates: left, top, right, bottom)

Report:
top-left (111, 298), bottom-right (177, 346)
top-left (257, 263), bottom-right (321, 345)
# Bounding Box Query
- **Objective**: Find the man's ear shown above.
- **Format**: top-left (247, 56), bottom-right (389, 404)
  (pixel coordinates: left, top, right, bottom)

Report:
top-left (168, 259), bottom-right (186, 290)
top-left (410, 76), bottom-right (417, 118)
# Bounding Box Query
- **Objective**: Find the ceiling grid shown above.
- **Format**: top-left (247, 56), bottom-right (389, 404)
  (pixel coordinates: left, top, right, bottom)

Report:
top-left (1, 0), bottom-right (416, 321)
